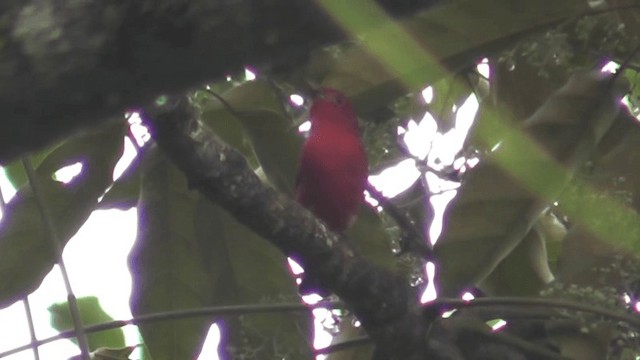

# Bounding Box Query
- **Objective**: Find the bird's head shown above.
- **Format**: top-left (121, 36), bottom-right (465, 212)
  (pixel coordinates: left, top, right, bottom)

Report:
top-left (309, 88), bottom-right (359, 132)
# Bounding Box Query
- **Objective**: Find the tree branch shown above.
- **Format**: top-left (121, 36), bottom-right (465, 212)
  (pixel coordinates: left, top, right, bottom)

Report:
top-left (141, 96), bottom-right (446, 359)
top-left (0, 0), bottom-right (438, 163)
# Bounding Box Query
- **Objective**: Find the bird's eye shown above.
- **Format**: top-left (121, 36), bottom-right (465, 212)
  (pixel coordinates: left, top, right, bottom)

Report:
top-left (332, 94), bottom-right (346, 106)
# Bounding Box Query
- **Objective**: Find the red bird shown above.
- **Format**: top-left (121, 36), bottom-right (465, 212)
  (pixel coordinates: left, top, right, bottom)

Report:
top-left (296, 88), bottom-right (368, 233)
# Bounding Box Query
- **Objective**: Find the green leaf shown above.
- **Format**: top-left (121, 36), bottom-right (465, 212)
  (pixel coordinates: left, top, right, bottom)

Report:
top-left (418, 75), bottom-right (474, 133)
top-left (555, 112), bottom-right (640, 287)
top-left (2, 149), bottom-right (54, 188)
top-left (201, 200), bottom-right (312, 359)
top-left (222, 80), bottom-right (303, 194)
top-left (97, 151), bottom-right (143, 210)
top-left (0, 123), bottom-right (124, 307)
top-left (49, 296), bottom-right (126, 351)
top-left (130, 149), bottom-right (311, 359)
top-left (196, 90), bottom-right (257, 167)
top-left (128, 150), bottom-right (214, 360)
top-left (347, 206), bottom-right (398, 273)
top-left (435, 72), bottom-right (626, 296)
top-left (479, 229), bottom-right (553, 296)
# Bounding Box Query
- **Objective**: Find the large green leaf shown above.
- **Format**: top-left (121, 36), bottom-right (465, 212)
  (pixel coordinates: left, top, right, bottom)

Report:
top-left (128, 150), bottom-right (214, 360)
top-left (201, 200), bottom-right (311, 359)
top-left (196, 89), bottom-right (257, 167)
top-left (435, 72), bottom-right (626, 296)
top-left (221, 80), bottom-right (303, 194)
top-left (479, 229), bottom-right (553, 296)
top-left (129, 148), bottom-right (311, 359)
top-left (49, 296), bottom-right (126, 351)
top-left (0, 123), bottom-right (124, 307)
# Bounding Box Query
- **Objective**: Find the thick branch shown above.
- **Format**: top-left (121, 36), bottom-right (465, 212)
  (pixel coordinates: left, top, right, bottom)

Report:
top-left (0, 0), bottom-right (585, 163)
top-left (0, 0), bottom-right (438, 163)
top-left (141, 97), bottom-right (443, 359)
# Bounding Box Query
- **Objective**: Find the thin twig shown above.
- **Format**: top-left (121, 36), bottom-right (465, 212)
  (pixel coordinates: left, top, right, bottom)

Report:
top-left (366, 182), bottom-right (433, 260)
top-left (22, 297), bottom-right (40, 360)
top-left (432, 297), bottom-right (640, 330)
top-left (22, 158), bottom-right (90, 359)
top-left (0, 301), bottom-right (344, 358)
top-left (205, 89), bottom-right (245, 119)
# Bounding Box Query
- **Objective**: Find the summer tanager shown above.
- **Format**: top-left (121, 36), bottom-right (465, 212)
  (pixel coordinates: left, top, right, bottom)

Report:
top-left (295, 88), bottom-right (368, 295)
top-left (296, 88), bottom-right (368, 233)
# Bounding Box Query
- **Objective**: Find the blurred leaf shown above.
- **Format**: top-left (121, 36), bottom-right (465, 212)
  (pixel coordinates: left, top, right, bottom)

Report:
top-left (49, 296), bottom-right (125, 350)
top-left (435, 72), bottom-right (626, 296)
top-left (492, 54), bottom-right (570, 123)
top-left (128, 150), bottom-right (214, 360)
top-left (0, 123), bottom-right (124, 307)
top-left (479, 229), bottom-right (553, 296)
top-left (320, 0), bottom-right (585, 119)
top-left (556, 110), bottom-right (640, 287)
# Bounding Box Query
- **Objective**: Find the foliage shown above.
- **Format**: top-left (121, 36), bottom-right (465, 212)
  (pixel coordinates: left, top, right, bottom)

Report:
top-left (49, 296), bottom-right (126, 351)
top-left (2, 1), bottom-right (640, 359)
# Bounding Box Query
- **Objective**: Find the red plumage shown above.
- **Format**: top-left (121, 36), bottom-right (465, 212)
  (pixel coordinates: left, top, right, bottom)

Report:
top-left (296, 88), bottom-right (368, 232)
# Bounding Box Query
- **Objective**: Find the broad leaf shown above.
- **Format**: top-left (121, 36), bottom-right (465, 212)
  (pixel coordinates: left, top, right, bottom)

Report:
top-left (435, 72), bottom-right (626, 296)
top-left (201, 201), bottom-right (311, 359)
top-left (49, 296), bottom-right (126, 350)
top-left (128, 150), bottom-right (214, 360)
top-left (0, 123), bottom-right (123, 307)
top-left (479, 229), bottom-right (553, 296)
top-left (222, 80), bottom-right (303, 194)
